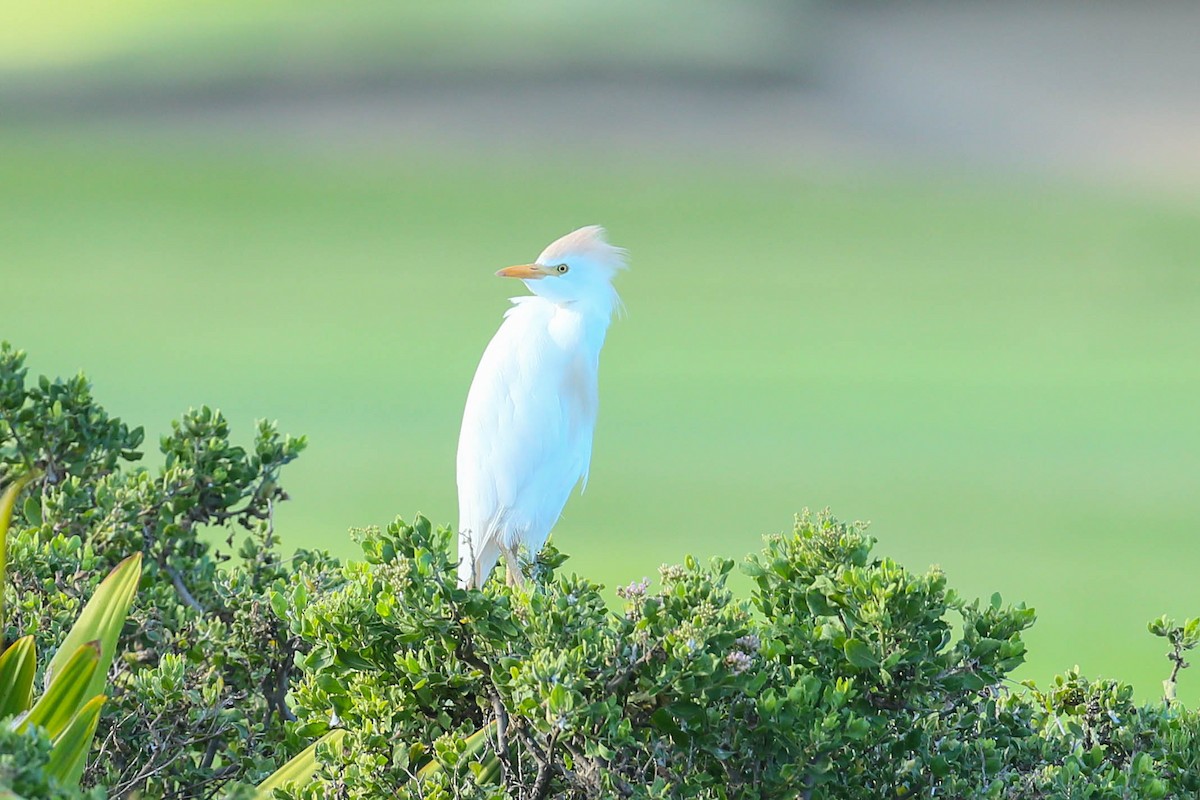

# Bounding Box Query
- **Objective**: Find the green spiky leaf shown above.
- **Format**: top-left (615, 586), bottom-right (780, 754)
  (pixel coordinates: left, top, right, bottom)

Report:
top-left (0, 471), bottom-right (40, 638)
top-left (20, 641), bottom-right (99, 739)
top-left (45, 552), bottom-right (142, 701)
top-left (0, 635), bottom-right (36, 718)
top-left (46, 693), bottom-right (106, 786)
top-left (254, 728), bottom-right (347, 798)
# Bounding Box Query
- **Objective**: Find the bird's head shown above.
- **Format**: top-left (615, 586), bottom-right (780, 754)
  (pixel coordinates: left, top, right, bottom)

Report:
top-left (497, 225), bottom-right (627, 311)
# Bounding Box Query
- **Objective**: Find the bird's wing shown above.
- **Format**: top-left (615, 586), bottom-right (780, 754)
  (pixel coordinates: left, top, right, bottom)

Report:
top-left (559, 345), bottom-right (599, 492)
top-left (456, 300), bottom-right (598, 582)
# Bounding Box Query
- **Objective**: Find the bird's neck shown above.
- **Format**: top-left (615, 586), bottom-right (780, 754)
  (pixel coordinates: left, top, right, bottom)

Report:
top-left (546, 285), bottom-right (622, 325)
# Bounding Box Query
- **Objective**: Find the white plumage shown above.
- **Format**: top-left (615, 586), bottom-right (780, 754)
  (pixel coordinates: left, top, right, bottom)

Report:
top-left (456, 226), bottom-right (626, 588)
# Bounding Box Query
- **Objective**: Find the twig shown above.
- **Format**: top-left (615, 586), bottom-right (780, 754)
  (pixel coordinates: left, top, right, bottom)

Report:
top-left (606, 640), bottom-right (662, 693)
top-left (0, 408), bottom-right (36, 472)
top-left (530, 727), bottom-right (558, 800)
top-left (200, 738), bottom-right (220, 771)
top-left (164, 563), bottom-right (205, 612)
top-left (490, 690), bottom-right (510, 760)
top-left (1164, 646), bottom-right (1188, 707)
top-left (509, 720), bottom-right (548, 769)
top-left (272, 646), bottom-right (297, 722)
top-left (563, 740), bottom-right (626, 797)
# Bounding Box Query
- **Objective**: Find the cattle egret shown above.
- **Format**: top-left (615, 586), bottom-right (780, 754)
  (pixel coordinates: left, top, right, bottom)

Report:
top-left (457, 226), bottom-right (627, 588)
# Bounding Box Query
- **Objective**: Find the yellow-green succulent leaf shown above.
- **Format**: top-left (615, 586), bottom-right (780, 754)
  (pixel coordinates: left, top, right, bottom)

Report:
top-left (415, 722), bottom-right (497, 782)
top-left (0, 635), bottom-right (37, 718)
top-left (477, 753), bottom-right (502, 785)
top-left (45, 551), bottom-right (142, 700)
top-left (461, 722), bottom-right (495, 760)
top-left (0, 472), bottom-right (37, 543)
top-left (416, 757), bottom-right (443, 780)
top-left (21, 641), bottom-right (99, 738)
top-left (0, 471), bottom-right (41, 637)
top-left (254, 728), bottom-right (347, 799)
top-left (46, 694), bottom-right (106, 786)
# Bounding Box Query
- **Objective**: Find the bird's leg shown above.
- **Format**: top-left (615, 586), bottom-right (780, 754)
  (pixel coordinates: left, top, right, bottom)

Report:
top-left (500, 543), bottom-right (525, 588)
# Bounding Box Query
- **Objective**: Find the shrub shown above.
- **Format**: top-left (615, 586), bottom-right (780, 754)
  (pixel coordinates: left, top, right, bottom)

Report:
top-left (0, 472), bottom-right (141, 800)
top-left (0, 343), bottom-right (329, 798)
top-left (273, 515), bottom-right (1199, 799)
top-left (0, 543), bottom-right (142, 798)
top-left (1, 341), bottom-right (1197, 799)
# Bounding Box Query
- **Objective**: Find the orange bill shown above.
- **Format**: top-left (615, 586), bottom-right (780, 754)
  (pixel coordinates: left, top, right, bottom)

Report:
top-left (496, 263), bottom-right (548, 279)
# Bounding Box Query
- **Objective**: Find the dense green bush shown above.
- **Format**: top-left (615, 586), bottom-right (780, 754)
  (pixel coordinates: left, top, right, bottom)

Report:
top-left (0, 343), bottom-right (327, 798)
top-left (1, 341), bottom-right (1198, 799)
top-left (270, 515), bottom-right (1199, 799)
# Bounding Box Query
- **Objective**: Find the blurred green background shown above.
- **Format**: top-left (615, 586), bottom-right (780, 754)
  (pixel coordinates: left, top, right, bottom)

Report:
top-left (3, 1), bottom-right (1198, 703)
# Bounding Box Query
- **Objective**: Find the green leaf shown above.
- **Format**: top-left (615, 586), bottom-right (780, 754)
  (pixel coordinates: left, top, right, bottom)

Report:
top-left (45, 552), bottom-right (142, 702)
top-left (334, 649), bottom-right (373, 671)
top-left (21, 495), bottom-right (41, 527)
top-left (21, 642), bottom-right (100, 738)
top-left (843, 639), bottom-right (879, 669)
top-left (959, 671), bottom-right (987, 691)
top-left (805, 588), bottom-right (835, 616)
top-left (45, 694), bottom-right (106, 786)
top-left (741, 560), bottom-right (766, 578)
top-left (0, 471), bottom-right (40, 637)
top-left (547, 683), bottom-right (570, 715)
top-left (667, 700), bottom-right (705, 726)
top-left (416, 752), bottom-right (444, 779)
top-left (650, 707), bottom-right (686, 742)
top-left (254, 729), bottom-right (347, 798)
top-left (972, 638), bottom-right (1002, 658)
top-left (845, 717), bottom-right (871, 740)
top-left (0, 635), bottom-right (36, 718)
top-left (412, 723), bottom-right (497, 782)
top-left (268, 590), bottom-right (287, 619)
top-left (461, 722), bottom-right (496, 761)
top-left (476, 754), bottom-right (502, 784)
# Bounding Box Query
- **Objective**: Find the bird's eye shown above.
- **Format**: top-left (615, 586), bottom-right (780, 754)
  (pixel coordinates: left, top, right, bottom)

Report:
top-left (555, 264), bottom-right (569, 274)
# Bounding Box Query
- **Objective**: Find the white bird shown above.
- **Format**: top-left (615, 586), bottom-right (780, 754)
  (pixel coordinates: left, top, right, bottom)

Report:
top-left (456, 226), bottom-right (627, 589)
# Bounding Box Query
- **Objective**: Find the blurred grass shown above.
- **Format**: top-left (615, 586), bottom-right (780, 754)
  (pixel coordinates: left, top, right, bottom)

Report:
top-left (1, 132), bottom-right (1197, 705)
